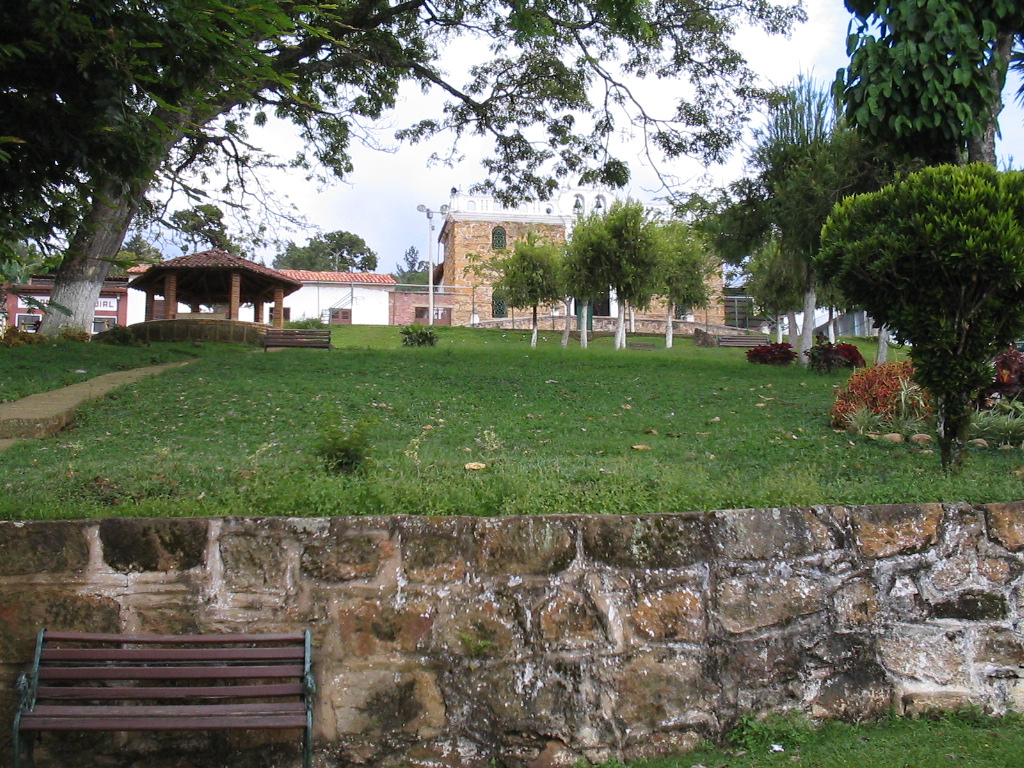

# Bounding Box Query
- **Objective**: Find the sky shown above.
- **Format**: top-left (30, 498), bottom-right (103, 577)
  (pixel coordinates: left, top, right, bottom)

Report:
top-left (204, 0), bottom-right (1024, 273)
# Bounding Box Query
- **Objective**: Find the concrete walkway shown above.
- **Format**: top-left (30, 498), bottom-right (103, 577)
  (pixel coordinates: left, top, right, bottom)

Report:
top-left (0, 361), bottom-right (193, 451)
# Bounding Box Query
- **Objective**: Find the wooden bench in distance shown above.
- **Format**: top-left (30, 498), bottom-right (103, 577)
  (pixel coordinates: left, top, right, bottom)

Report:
top-left (13, 629), bottom-right (314, 768)
top-left (716, 335), bottom-right (770, 348)
top-left (263, 328), bottom-right (332, 350)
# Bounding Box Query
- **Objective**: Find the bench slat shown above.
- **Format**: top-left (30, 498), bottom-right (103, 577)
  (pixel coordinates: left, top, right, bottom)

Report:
top-left (37, 682), bottom-right (305, 700)
top-left (44, 647), bottom-right (304, 662)
top-left (39, 663), bottom-right (305, 681)
top-left (19, 714), bottom-right (309, 731)
top-left (29, 702), bottom-right (304, 718)
top-left (42, 631), bottom-right (306, 644)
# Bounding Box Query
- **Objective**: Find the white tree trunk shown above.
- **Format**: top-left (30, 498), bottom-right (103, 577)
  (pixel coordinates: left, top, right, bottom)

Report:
top-left (580, 300), bottom-right (589, 349)
top-left (876, 325), bottom-right (889, 364)
top-left (787, 311), bottom-right (799, 350)
top-left (776, 318), bottom-right (784, 344)
top-left (827, 307), bottom-right (836, 343)
top-left (615, 302), bottom-right (627, 349)
top-left (798, 284), bottom-right (817, 365)
top-left (562, 298), bottom-right (572, 348)
top-left (530, 306), bottom-right (538, 348)
top-left (665, 305), bottom-right (674, 349)
top-left (39, 181), bottom-right (139, 334)
top-left (629, 306), bottom-right (636, 334)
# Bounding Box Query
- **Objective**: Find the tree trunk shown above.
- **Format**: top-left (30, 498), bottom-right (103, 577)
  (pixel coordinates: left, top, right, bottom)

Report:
top-left (935, 390), bottom-right (972, 473)
top-left (876, 326), bottom-right (889, 364)
top-left (39, 180), bottom-right (140, 334)
top-left (665, 304), bottom-right (674, 349)
top-left (798, 283), bottom-right (816, 365)
top-left (967, 30), bottom-right (1014, 167)
top-left (561, 298), bottom-right (572, 348)
top-left (580, 300), bottom-right (589, 348)
top-left (787, 311), bottom-right (798, 349)
top-left (827, 306), bottom-right (836, 343)
top-left (530, 305), bottom-right (538, 348)
top-left (615, 302), bottom-right (627, 349)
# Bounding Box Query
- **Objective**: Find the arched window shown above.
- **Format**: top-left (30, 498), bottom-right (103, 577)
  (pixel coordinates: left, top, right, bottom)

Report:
top-left (492, 295), bottom-right (508, 318)
top-left (491, 227), bottom-right (507, 250)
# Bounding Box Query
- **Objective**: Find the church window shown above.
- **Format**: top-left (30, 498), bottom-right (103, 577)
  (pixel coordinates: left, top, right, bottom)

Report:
top-left (491, 227), bottom-right (507, 250)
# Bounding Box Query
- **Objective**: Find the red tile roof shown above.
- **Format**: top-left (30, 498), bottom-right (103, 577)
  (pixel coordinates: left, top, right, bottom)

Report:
top-left (277, 270), bottom-right (396, 285)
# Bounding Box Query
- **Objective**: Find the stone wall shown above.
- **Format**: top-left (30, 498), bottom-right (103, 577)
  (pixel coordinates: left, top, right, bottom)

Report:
top-left (2, 503), bottom-right (1023, 768)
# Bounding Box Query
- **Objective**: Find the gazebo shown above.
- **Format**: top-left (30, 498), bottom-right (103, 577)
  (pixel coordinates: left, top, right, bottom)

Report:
top-left (129, 249), bottom-right (302, 328)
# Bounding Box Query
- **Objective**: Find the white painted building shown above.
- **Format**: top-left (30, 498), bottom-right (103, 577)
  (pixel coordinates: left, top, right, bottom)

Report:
top-left (274, 271), bottom-right (395, 325)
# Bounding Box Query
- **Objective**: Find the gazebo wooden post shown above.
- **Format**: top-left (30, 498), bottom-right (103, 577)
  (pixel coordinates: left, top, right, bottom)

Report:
top-left (144, 291), bottom-right (156, 322)
top-left (164, 274), bottom-right (178, 320)
top-left (273, 287), bottom-right (285, 328)
top-left (253, 301), bottom-right (264, 324)
top-left (229, 271), bottom-right (241, 320)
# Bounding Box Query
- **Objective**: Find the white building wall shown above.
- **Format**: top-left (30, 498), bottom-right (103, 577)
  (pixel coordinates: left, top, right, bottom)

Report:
top-left (286, 283), bottom-right (390, 325)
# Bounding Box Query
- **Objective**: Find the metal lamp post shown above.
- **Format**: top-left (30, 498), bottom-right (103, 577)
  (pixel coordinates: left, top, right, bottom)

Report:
top-left (416, 204), bottom-right (450, 325)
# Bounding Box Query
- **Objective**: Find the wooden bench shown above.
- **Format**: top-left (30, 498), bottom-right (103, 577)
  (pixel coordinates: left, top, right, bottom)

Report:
top-left (263, 328), bottom-right (332, 350)
top-left (716, 335), bottom-right (770, 348)
top-left (626, 341), bottom-right (656, 351)
top-left (13, 630), bottom-right (314, 768)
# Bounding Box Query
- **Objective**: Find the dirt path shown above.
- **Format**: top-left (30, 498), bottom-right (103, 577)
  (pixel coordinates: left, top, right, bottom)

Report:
top-left (0, 360), bottom-right (193, 452)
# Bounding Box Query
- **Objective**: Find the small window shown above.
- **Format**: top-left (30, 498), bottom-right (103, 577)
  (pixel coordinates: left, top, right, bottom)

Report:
top-left (674, 305), bottom-right (690, 320)
top-left (491, 227), bottom-right (507, 250)
top-left (16, 313), bottom-right (41, 332)
top-left (491, 296), bottom-right (507, 318)
top-left (92, 317), bottom-right (115, 334)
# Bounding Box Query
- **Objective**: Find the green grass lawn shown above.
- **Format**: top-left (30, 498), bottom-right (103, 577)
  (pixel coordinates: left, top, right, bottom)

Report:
top-left (0, 339), bottom-right (248, 403)
top-left (629, 711), bottom-right (1024, 768)
top-left (0, 326), bottom-right (1018, 519)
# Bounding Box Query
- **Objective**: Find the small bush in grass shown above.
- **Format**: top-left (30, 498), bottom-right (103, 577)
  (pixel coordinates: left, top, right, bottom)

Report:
top-left (746, 342), bottom-right (797, 365)
top-left (1, 326), bottom-right (48, 348)
top-left (805, 340), bottom-right (866, 373)
top-left (831, 361), bottom-right (931, 430)
top-left (95, 325), bottom-right (143, 346)
top-left (286, 318), bottom-right (329, 330)
top-left (728, 711), bottom-right (814, 752)
top-left (316, 418), bottom-right (374, 475)
top-left (400, 324), bottom-right (438, 347)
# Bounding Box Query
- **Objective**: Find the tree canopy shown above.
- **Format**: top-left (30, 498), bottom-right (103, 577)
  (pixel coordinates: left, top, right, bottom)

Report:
top-left (818, 163), bottom-right (1024, 471)
top-left (3, 0), bottom-right (804, 332)
top-left (837, 0), bottom-right (1023, 165)
top-left (273, 231), bottom-right (377, 272)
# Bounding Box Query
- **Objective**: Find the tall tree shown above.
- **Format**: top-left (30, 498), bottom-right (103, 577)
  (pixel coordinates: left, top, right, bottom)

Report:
top-left (837, 1), bottom-right (1023, 166)
top-left (4, 0), bottom-right (804, 333)
top-left (273, 231), bottom-right (377, 272)
top-left (495, 233), bottom-right (564, 348)
top-left (657, 221), bottom-right (715, 349)
top-left (565, 200), bottom-right (661, 350)
top-left (818, 164), bottom-right (1024, 472)
top-left (705, 77), bottom-right (900, 361)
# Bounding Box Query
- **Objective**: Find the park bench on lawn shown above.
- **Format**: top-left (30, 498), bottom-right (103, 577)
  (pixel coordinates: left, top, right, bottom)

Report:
top-left (263, 328), bottom-right (332, 350)
top-left (716, 335), bottom-right (770, 348)
top-left (12, 629), bottom-right (314, 768)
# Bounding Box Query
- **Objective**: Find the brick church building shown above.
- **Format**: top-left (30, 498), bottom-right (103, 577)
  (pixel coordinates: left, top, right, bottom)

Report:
top-left (432, 187), bottom-right (726, 331)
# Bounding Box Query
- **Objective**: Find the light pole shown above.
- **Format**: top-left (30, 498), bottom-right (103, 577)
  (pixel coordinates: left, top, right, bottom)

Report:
top-left (416, 204), bottom-right (449, 325)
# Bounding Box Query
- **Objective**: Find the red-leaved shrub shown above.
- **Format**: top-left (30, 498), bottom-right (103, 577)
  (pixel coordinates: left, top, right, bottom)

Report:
top-left (746, 342), bottom-right (797, 365)
top-left (830, 360), bottom-right (931, 428)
